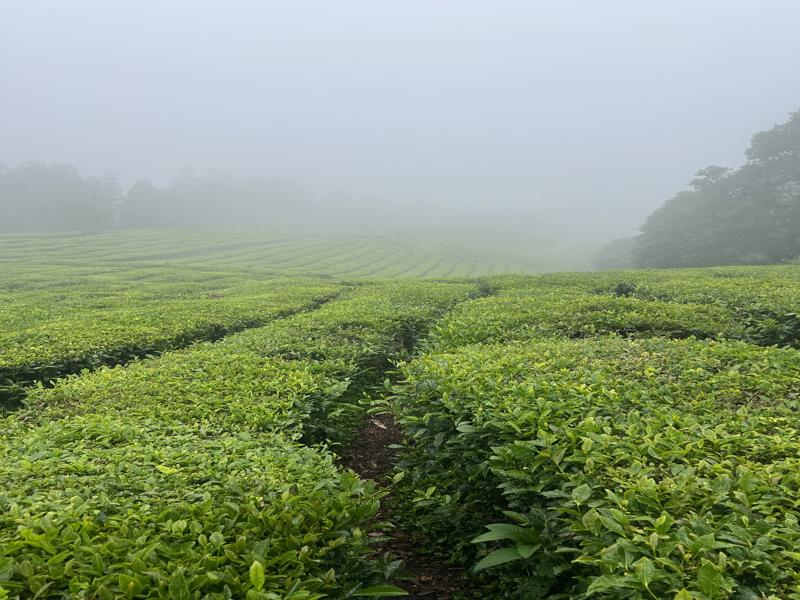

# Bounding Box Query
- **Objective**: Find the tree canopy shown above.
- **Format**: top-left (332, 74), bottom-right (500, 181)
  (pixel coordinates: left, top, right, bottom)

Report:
top-left (0, 164), bottom-right (307, 232)
top-left (596, 111), bottom-right (800, 269)
top-left (0, 162), bottom-right (116, 232)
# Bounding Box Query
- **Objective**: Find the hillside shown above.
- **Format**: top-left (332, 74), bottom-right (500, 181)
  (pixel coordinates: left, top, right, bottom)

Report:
top-left (0, 228), bottom-right (552, 278)
top-left (1, 236), bottom-right (800, 598)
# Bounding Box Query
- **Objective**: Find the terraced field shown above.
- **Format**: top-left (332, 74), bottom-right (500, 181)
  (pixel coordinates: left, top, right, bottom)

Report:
top-left (0, 229), bottom-right (540, 277)
top-left (2, 230), bottom-right (800, 599)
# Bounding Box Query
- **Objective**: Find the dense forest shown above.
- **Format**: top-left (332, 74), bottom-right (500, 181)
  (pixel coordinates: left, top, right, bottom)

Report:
top-left (0, 164), bottom-right (306, 232)
top-left (595, 110), bottom-right (800, 270)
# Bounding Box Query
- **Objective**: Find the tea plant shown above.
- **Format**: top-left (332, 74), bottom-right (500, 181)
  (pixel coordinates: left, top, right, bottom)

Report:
top-left (0, 415), bottom-right (381, 599)
top-left (391, 337), bottom-right (800, 598)
top-left (0, 272), bottom-right (340, 408)
top-left (1, 279), bottom-right (478, 598)
top-left (428, 289), bottom-right (742, 350)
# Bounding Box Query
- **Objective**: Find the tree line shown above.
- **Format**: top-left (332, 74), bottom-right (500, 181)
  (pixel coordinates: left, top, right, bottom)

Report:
top-left (595, 110), bottom-right (800, 269)
top-left (0, 164), bottom-right (307, 232)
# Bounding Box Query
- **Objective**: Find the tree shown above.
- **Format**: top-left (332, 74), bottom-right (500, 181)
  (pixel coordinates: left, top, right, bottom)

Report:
top-left (628, 110), bottom-right (800, 268)
top-left (0, 162), bottom-right (114, 232)
top-left (592, 237), bottom-right (636, 270)
top-left (120, 179), bottom-right (171, 228)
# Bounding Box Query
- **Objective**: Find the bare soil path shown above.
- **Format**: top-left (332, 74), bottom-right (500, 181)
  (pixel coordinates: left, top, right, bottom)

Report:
top-left (341, 415), bottom-right (471, 599)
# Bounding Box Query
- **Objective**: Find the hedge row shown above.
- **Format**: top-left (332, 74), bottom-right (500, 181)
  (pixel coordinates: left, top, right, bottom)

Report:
top-left (21, 280), bottom-right (477, 444)
top-left (0, 416), bottom-right (380, 600)
top-left (392, 337), bottom-right (800, 598)
top-left (493, 266), bottom-right (800, 347)
top-left (427, 289), bottom-right (742, 350)
top-left (1, 269), bottom-right (340, 408)
top-left (0, 279), bottom-right (478, 598)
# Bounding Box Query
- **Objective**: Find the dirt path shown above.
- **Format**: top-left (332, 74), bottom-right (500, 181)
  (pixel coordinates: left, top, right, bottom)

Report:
top-left (342, 415), bottom-right (470, 599)
top-left (339, 284), bottom-right (495, 597)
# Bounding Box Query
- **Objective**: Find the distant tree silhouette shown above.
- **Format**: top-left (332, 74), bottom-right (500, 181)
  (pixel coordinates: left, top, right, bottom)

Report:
top-left (118, 170), bottom-right (310, 229)
top-left (0, 162), bottom-right (114, 232)
top-left (120, 179), bottom-right (172, 228)
top-left (606, 111), bottom-right (800, 269)
top-left (0, 161), bottom-right (311, 232)
top-left (592, 237), bottom-right (636, 270)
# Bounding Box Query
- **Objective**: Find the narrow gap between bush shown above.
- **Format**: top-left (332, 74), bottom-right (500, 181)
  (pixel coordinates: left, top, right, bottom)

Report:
top-left (338, 279), bottom-right (496, 598)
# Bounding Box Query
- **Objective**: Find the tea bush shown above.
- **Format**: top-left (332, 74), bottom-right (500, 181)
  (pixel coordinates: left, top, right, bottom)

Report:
top-left (231, 280), bottom-right (479, 372)
top-left (0, 416), bottom-right (379, 599)
top-left (529, 266), bottom-right (800, 347)
top-left (428, 290), bottom-right (741, 350)
top-left (21, 348), bottom-right (346, 443)
top-left (0, 279), bottom-right (479, 598)
top-left (0, 274), bottom-right (340, 407)
top-left (392, 337), bottom-right (800, 598)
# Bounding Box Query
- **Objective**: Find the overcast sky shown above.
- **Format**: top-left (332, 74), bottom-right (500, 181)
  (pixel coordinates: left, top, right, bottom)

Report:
top-left (2, 0), bottom-right (799, 243)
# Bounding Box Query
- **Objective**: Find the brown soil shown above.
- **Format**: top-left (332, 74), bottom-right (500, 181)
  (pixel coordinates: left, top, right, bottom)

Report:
top-left (341, 416), bottom-right (404, 481)
top-left (341, 416), bottom-right (471, 600)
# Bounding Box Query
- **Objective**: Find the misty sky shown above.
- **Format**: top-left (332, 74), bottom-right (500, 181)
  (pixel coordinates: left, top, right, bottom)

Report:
top-left (2, 0), bottom-right (800, 243)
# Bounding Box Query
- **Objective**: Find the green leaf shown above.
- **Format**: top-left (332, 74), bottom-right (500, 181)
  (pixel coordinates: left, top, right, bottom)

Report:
top-left (0, 559), bottom-right (13, 581)
top-left (581, 509), bottom-right (602, 533)
top-left (697, 560), bottom-right (724, 598)
top-left (586, 574), bottom-right (638, 595)
top-left (473, 547), bottom-right (523, 572)
top-left (249, 561), bottom-right (265, 591)
top-left (599, 514), bottom-right (626, 536)
top-left (689, 533), bottom-right (718, 554)
top-left (572, 483), bottom-right (592, 504)
top-left (353, 584), bottom-right (409, 596)
top-left (118, 574), bottom-right (139, 599)
top-left (156, 464), bottom-right (179, 475)
top-left (471, 523), bottom-right (538, 545)
top-left (654, 512), bottom-right (674, 534)
top-left (635, 557), bottom-right (655, 588)
top-left (209, 531), bottom-right (225, 546)
top-left (168, 570), bottom-right (189, 600)
top-left (171, 519), bottom-right (187, 535)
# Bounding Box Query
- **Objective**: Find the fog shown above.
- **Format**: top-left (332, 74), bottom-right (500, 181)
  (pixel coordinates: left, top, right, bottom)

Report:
top-left (2, 0), bottom-right (800, 263)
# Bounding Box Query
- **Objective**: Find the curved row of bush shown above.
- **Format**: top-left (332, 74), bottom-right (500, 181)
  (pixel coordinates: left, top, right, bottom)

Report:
top-left (0, 268), bottom-right (340, 408)
top-left (0, 416), bottom-right (380, 600)
top-left (427, 289), bottom-right (742, 350)
top-left (392, 336), bottom-right (800, 598)
top-left (230, 280), bottom-right (480, 371)
top-left (527, 266), bottom-right (800, 347)
top-left (0, 279), bottom-right (479, 598)
top-left (20, 280), bottom-right (478, 445)
top-left (219, 279), bottom-right (480, 442)
top-left (20, 347), bottom-right (345, 441)
top-left (1, 347), bottom-right (379, 597)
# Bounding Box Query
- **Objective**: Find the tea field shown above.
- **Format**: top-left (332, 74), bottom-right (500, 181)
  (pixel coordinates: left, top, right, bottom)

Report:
top-left (2, 231), bottom-right (800, 599)
top-left (0, 228), bottom-right (541, 278)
